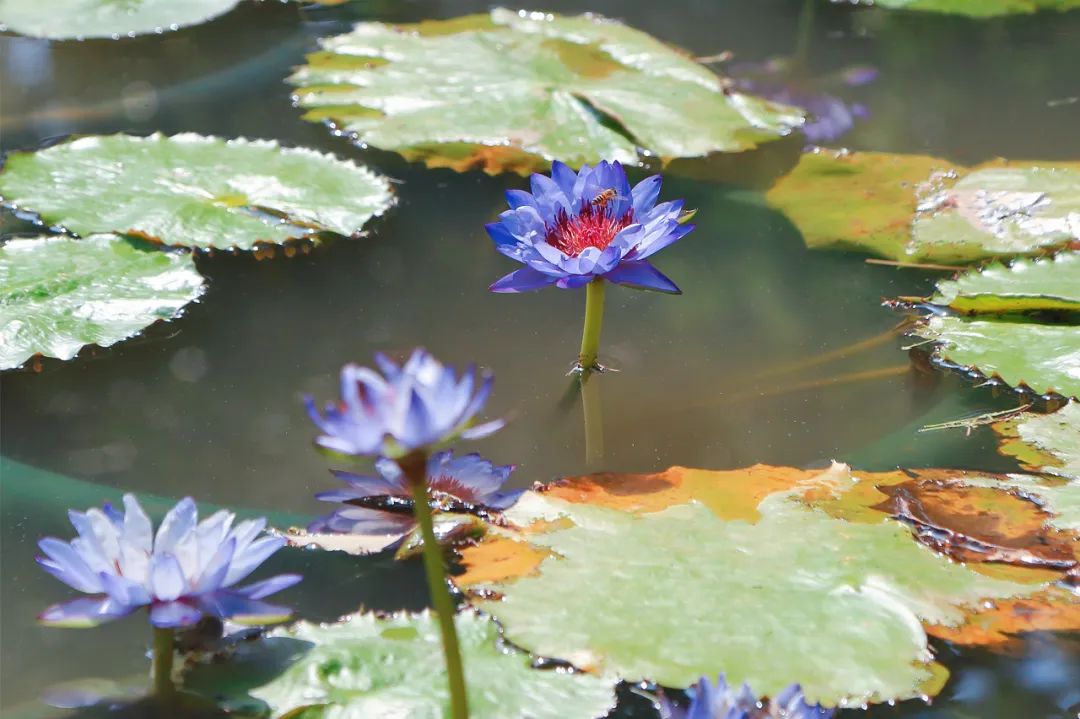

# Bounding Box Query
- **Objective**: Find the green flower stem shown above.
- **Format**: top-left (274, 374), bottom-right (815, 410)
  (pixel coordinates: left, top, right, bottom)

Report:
top-left (399, 451), bottom-right (469, 719)
top-left (578, 278), bottom-right (606, 371)
top-left (152, 626), bottom-right (176, 702)
top-left (580, 373), bottom-right (605, 467)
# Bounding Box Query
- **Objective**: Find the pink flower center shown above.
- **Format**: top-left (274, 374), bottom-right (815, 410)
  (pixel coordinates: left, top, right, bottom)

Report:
top-left (545, 194), bottom-right (633, 257)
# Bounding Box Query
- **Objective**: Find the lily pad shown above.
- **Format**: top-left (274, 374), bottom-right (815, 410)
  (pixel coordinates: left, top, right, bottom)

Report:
top-left (184, 610), bottom-right (617, 719)
top-left (933, 252), bottom-right (1080, 313)
top-left (994, 402), bottom-right (1080, 481)
top-left (767, 150), bottom-right (1080, 262)
top-left (457, 463), bottom-right (1062, 707)
top-left (0, 234), bottom-right (204, 370)
top-left (0, 0), bottom-right (241, 40)
top-left (0, 134), bottom-right (394, 251)
top-left (912, 315), bottom-right (1080, 399)
top-left (849, 0), bottom-right (1080, 17)
top-left (288, 8), bottom-right (804, 175)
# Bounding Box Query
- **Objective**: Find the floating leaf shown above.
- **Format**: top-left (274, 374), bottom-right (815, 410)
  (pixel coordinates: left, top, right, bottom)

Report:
top-left (184, 610), bottom-right (617, 719)
top-left (767, 150), bottom-right (1080, 262)
top-left (933, 253), bottom-right (1080, 313)
top-left (0, 234), bottom-right (204, 370)
top-left (912, 315), bottom-right (1080, 399)
top-left (458, 463), bottom-right (1063, 707)
top-left (0, 134), bottom-right (394, 251)
top-left (927, 588), bottom-right (1080, 648)
top-left (0, 0), bottom-right (241, 40)
top-left (288, 8), bottom-right (804, 175)
top-left (962, 474), bottom-right (1080, 534)
top-left (995, 402), bottom-right (1080, 481)
top-left (850, 0), bottom-right (1080, 17)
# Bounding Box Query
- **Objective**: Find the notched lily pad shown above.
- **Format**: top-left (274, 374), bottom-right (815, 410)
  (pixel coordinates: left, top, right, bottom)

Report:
top-left (995, 402), bottom-right (1080, 481)
top-left (0, 0), bottom-right (242, 40)
top-left (458, 463), bottom-right (1075, 707)
top-left (0, 234), bottom-right (205, 371)
top-left (933, 253), bottom-right (1080, 313)
top-left (183, 610), bottom-right (617, 719)
top-left (0, 134), bottom-right (394, 251)
top-left (288, 8), bottom-right (804, 175)
top-left (768, 150), bottom-right (1080, 262)
top-left (847, 0), bottom-right (1080, 17)
top-left (912, 315), bottom-right (1080, 399)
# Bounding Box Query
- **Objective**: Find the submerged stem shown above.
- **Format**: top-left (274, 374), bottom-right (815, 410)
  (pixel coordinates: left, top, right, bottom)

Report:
top-left (578, 278), bottom-right (606, 371)
top-left (580, 372), bottom-right (605, 467)
top-left (152, 626), bottom-right (175, 703)
top-left (399, 451), bottom-right (469, 719)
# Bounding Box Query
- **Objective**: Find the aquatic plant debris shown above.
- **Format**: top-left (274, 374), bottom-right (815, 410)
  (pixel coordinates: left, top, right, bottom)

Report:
top-left (0, 134), bottom-right (394, 251)
top-left (0, 0), bottom-right (242, 40)
top-left (994, 402), bottom-right (1080, 481)
top-left (457, 463), bottom-right (1079, 706)
top-left (182, 610), bottom-right (617, 718)
top-left (0, 234), bottom-right (205, 371)
top-left (288, 8), bottom-right (804, 175)
top-left (846, 0), bottom-right (1080, 17)
top-left (767, 150), bottom-right (1080, 262)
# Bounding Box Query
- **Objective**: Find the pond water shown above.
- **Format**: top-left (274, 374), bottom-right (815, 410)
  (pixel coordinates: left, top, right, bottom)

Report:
top-left (2, 0), bottom-right (1079, 716)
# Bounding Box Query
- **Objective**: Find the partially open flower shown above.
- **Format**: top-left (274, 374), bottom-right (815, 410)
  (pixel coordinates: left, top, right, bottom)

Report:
top-left (310, 450), bottom-right (522, 538)
top-left (306, 349), bottom-right (504, 458)
top-left (486, 161), bottom-right (693, 294)
top-left (658, 675), bottom-right (834, 719)
top-left (37, 495), bottom-right (300, 629)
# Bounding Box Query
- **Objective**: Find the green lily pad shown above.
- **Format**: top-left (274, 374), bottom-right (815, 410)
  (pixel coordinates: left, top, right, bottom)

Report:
top-left (851, 0), bottom-right (1080, 17)
top-left (0, 134), bottom-right (394, 251)
top-left (0, 234), bottom-right (204, 370)
top-left (184, 610), bottom-right (617, 719)
top-left (913, 315), bottom-right (1080, 399)
top-left (459, 468), bottom-right (1046, 707)
top-left (0, 0), bottom-right (241, 40)
top-left (767, 151), bottom-right (1080, 262)
top-left (933, 253), bottom-right (1080, 313)
top-left (995, 402), bottom-right (1080, 481)
top-left (288, 8), bottom-right (804, 175)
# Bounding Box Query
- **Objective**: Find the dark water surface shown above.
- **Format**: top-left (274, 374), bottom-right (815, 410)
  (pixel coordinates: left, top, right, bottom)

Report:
top-left (2, 0), bottom-right (1079, 716)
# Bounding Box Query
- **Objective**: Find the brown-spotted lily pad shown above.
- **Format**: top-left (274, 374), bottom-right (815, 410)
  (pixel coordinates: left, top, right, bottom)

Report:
top-left (458, 463), bottom-right (1076, 707)
top-left (767, 151), bottom-right (1080, 262)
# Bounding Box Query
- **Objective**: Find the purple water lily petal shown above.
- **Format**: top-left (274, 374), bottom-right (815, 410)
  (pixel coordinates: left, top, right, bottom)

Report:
top-left (150, 600), bottom-right (203, 628)
top-left (39, 596), bottom-right (136, 628)
top-left (486, 161), bottom-right (691, 292)
top-left (311, 450), bottom-right (521, 538)
top-left (659, 675), bottom-right (834, 719)
top-left (37, 494), bottom-right (297, 630)
top-left (604, 261), bottom-right (681, 294)
top-left (196, 592), bottom-right (293, 626)
top-left (306, 349), bottom-right (502, 456)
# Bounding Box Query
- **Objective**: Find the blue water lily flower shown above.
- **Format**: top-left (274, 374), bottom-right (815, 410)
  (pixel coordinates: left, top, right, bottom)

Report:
top-left (310, 450), bottom-right (522, 537)
top-left (658, 675), bottom-right (834, 719)
top-left (306, 349), bottom-right (504, 457)
top-left (486, 160), bottom-right (694, 294)
top-left (37, 495), bottom-right (300, 629)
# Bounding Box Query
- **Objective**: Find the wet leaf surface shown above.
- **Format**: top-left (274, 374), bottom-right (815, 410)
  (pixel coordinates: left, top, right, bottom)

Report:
top-left (0, 134), bottom-right (394, 251)
top-left (0, 0), bottom-right (241, 39)
top-left (0, 234), bottom-right (204, 370)
top-left (767, 151), bottom-right (1080, 262)
top-left (854, 0), bottom-right (1080, 17)
top-left (933, 253), bottom-right (1080, 313)
top-left (994, 402), bottom-right (1080, 481)
top-left (457, 463), bottom-right (1077, 707)
top-left (183, 610), bottom-right (617, 719)
top-left (288, 9), bottom-right (804, 175)
top-left (912, 315), bottom-right (1080, 399)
